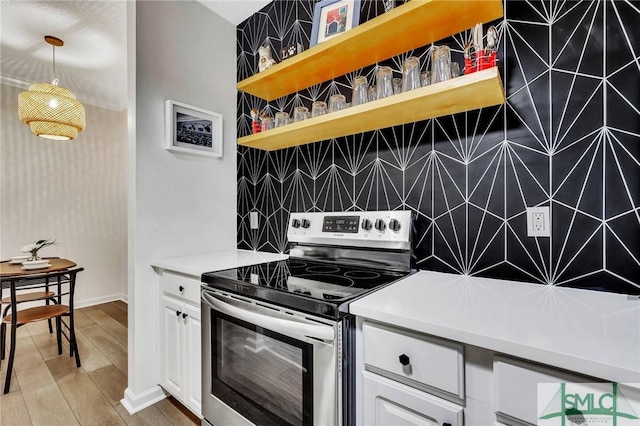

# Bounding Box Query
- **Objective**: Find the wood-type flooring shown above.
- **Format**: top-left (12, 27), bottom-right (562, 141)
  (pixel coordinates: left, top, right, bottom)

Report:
top-left (0, 301), bottom-right (199, 425)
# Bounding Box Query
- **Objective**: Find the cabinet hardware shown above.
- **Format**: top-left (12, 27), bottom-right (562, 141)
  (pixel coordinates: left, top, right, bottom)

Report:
top-left (182, 312), bottom-right (188, 319)
top-left (179, 285), bottom-right (184, 292)
top-left (176, 310), bottom-right (181, 316)
top-left (399, 353), bottom-right (410, 366)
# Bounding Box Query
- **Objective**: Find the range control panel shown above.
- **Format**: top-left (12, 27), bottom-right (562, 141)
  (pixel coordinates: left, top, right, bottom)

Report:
top-left (288, 210), bottom-right (412, 249)
top-left (322, 216), bottom-right (360, 233)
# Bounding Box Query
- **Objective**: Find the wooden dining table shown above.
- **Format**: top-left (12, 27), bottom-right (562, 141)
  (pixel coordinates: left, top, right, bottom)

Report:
top-left (1, 258), bottom-right (83, 394)
top-left (0, 258), bottom-right (77, 279)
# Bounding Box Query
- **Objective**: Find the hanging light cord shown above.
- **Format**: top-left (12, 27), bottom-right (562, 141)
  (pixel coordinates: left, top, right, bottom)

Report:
top-left (51, 42), bottom-right (59, 86)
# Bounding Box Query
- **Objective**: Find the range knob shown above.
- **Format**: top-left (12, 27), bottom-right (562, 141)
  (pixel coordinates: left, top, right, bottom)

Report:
top-left (301, 219), bottom-right (311, 229)
top-left (361, 218), bottom-right (372, 231)
top-left (291, 218), bottom-right (301, 228)
top-left (374, 219), bottom-right (386, 232)
top-left (389, 218), bottom-right (401, 232)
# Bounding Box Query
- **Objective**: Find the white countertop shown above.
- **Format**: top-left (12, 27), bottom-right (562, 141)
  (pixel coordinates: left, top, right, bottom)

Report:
top-left (150, 249), bottom-right (289, 277)
top-left (350, 270), bottom-right (640, 385)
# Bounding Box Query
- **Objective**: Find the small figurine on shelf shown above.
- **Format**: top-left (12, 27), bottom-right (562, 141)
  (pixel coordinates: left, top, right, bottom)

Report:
top-left (258, 45), bottom-right (277, 72)
top-left (251, 109), bottom-right (261, 134)
top-left (484, 26), bottom-right (498, 69)
top-left (280, 43), bottom-right (304, 61)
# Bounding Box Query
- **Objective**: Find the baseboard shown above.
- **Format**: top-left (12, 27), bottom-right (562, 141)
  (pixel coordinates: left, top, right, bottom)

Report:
top-left (76, 293), bottom-right (128, 309)
top-left (120, 385), bottom-right (167, 415)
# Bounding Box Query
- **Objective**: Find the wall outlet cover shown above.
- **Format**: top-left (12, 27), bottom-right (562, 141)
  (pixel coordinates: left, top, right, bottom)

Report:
top-left (250, 211), bottom-right (259, 229)
top-left (526, 206), bottom-right (550, 237)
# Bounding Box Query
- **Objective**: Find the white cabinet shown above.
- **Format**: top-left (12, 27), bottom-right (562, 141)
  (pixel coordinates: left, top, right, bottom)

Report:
top-left (160, 295), bottom-right (185, 397)
top-left (363, 371), bottom-right (464, 426)
top-left (158, 271), bottom-right (201, 417)
top-left (363, 322), bottom-right (464, 401)
top-left (183, 302), bottom-right (201, 412)
top-left (493, 356), bottom-right (592, 426)
top-left (361, 320), bottom-right (465, 426)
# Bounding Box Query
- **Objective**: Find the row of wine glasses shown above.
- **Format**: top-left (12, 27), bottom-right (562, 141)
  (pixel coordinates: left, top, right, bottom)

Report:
top-left (258, 93), bottom-right (350, 130)
top-left (353, 46), bottom-right (460, 106)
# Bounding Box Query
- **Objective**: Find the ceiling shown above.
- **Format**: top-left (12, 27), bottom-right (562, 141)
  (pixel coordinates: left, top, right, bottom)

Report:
top-left (0, 0), bottom-right (270, 112)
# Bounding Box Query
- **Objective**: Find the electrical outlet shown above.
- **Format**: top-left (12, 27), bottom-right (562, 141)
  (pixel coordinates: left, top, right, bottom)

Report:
top-left (527, 206), bottom-right (550, 237)
top-left (532, 212), bottom-right (545, 231)
top-left (250, 211), bottom-right (259, 230)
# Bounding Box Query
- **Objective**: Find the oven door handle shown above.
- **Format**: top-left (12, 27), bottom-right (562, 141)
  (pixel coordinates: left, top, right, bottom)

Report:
top-left (201, 292), bottom-right (335, 341)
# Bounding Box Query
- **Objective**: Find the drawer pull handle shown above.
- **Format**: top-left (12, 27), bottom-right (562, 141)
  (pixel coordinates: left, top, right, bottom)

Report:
top-left (399, 354), bottom-right (410, 366)
top-left (179, 285), bottom-right (184, 292)
top-left (443, 423), bottom-right (452, 426)
top-left (176, 310), bottom-right (181, 317)
top-left (182, 312), bottom-right (188, 319)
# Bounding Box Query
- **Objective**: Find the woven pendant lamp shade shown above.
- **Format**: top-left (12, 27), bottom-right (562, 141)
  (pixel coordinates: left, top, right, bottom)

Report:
top-left (18, 82), bottom-right (86, 140)
top-left (18, 36), bottom-right (86, 141)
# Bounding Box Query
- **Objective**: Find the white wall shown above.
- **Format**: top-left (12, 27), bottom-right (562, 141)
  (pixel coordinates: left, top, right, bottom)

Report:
top-left (0, 83), bottom-right (128, 306)
top-left (124, 0), bottom-right (237, 413)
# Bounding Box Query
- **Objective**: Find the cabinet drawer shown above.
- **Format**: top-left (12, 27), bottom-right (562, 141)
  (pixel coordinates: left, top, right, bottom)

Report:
top-left (160, 271), bottom-right (201, 304)
top-left (363, 370), bottom-right (464, 426)
top-left (363, 321), bottom-right (464, 400)
top-left (494, 356), bottom-right (591, 425)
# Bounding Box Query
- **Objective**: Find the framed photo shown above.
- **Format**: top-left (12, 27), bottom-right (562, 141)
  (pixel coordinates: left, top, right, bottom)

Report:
top-left (165, 100), bottom-right (223, 158)
top-left (310, 0), bottom-right (361, 46)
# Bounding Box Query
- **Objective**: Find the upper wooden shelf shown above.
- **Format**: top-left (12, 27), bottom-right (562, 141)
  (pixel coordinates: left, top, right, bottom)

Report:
top-left (237, 0), bottom-right (504, 101)
top-left (238, 67), bottom-right (505, 151)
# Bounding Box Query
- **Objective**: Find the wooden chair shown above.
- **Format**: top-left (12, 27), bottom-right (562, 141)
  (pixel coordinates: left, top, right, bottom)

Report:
top-left (0, 266), bottom-right (84, 394)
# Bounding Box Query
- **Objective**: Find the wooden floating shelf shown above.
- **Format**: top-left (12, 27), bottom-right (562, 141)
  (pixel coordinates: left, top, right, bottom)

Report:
top-left (238, 67), bottom-right (505, 151)
top-left (237, 0), bottom-right (504, 101)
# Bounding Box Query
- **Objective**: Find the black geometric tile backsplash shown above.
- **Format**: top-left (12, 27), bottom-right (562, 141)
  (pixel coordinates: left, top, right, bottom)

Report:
top-left (236, 0), bottom-right (640, 295)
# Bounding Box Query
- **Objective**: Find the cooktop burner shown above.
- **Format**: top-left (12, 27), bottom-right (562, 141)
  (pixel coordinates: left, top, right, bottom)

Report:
top-left (202, 258), bottom-right (409, 319)
top-left (202, 210), bottom-right (414, 319)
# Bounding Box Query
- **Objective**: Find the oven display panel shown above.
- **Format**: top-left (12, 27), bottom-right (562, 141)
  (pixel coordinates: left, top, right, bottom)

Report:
top-left (323, 215), bottom-right (360, 233)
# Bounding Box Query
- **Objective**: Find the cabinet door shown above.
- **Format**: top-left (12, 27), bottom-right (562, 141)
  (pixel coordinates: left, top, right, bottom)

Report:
top-left (160, 295), bottom-right (185, 397)
top-left (374, 398), bottom-right (440, 426)
top-left (363, 371), bottom-right (464, 426)
top-left (494, 357), bottom-right (588, 425)
top-left (183, 302), bottom-right (202, 416)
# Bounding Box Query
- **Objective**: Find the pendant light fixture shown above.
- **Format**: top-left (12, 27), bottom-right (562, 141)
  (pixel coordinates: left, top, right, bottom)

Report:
top-left (18, 35), bottom-right (86, 140)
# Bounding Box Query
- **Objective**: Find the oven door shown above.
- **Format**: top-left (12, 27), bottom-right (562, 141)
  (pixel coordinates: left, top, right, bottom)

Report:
top-left (201, 288), bottom-right (339, 426)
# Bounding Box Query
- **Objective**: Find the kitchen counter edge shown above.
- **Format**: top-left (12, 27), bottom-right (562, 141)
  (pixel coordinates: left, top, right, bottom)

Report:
top-left (150, 249), bottom-right (289, 278)
top-left (350, 270), bottom-right (640, 386)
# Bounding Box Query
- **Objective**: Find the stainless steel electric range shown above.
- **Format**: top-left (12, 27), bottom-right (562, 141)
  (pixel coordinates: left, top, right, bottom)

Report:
top-left (200, 210), bottom-right (414, 426)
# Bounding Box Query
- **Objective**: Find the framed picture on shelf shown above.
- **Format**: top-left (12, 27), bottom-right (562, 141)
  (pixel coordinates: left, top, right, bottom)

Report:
top-left (165, 100), bottom-right (223, 158)
top-left (310, 0), bottom-right (361, 46)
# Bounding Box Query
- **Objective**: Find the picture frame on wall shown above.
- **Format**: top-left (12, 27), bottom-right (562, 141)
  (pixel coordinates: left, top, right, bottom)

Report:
top-left (165, 100), bottom-right (223, 158)
top-left (310, 0), bottom-right (361, 46)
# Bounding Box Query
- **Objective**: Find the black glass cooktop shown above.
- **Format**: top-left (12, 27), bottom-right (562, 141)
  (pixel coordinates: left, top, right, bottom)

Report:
top-left (201, 259), bottom-right (409, 319)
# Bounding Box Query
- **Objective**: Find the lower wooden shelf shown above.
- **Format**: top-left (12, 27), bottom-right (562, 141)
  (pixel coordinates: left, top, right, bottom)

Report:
top-left (238, 67), bottom-right (505, 152)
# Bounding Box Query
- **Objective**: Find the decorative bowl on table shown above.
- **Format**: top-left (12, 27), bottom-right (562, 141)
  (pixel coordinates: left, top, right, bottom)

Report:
top-left (21, 260), bottom-right (52, 270)
top-left (9, 255), bottom-right (31, 264)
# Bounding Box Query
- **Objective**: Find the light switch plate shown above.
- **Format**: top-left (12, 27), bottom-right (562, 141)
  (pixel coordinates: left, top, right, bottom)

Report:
top-left (250, 211), bottom-right (259, 230)
top-left (526, 206), bottom-right (550, 237)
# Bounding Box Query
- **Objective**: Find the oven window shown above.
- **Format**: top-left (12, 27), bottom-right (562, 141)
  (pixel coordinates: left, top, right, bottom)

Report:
top-left (211, 312), bottom-right (314, 426)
